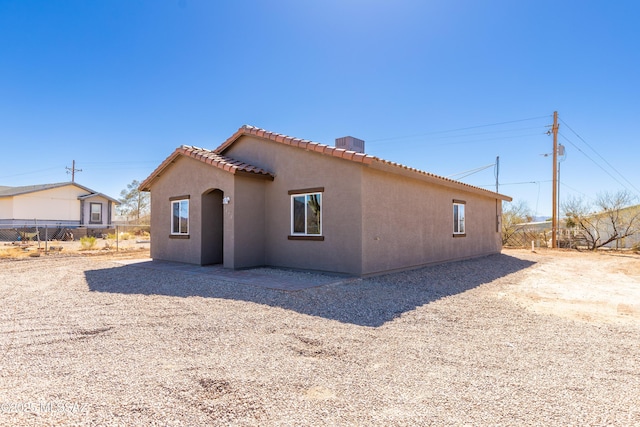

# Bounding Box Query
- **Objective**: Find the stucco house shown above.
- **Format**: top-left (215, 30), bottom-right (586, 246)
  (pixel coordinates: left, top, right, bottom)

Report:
top-left (140, 125), bottom-right (512, 276)
top-left (0, 182), bottom-right (118, 228)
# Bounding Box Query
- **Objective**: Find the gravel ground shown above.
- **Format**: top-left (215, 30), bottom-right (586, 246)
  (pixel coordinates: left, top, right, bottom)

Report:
top-left (0, 250), bottom-right (638, 426)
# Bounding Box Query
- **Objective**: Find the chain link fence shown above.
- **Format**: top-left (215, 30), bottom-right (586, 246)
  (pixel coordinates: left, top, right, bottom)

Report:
top-left (0, 222), bottom-right (150, 253)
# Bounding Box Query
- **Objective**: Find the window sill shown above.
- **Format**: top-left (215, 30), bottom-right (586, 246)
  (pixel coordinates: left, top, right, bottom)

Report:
top-left (288, 235), bottom-right (324, 241)
top-left (169, 234), bottom-right (190, 239)
top-left (452, 233), bottom-right (466, 238)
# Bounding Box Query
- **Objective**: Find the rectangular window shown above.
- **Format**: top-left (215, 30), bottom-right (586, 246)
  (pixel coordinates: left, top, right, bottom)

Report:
top-left (90, 203), bottom-right (102, 223)
top-left (171, 199), bottom-right (189, 235)
top-left (291, 192), bottom-right (322, 236)
top-left (453, 201), bottom-right (466, 236)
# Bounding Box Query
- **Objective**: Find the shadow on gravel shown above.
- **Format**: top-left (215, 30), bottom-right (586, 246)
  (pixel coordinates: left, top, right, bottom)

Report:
top-left (85, 254), bottom-right (535, 327)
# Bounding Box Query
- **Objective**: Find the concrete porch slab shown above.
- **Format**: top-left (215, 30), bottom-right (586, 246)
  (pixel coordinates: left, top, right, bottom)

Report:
top-left (112, 258), bottom-right (355, 291)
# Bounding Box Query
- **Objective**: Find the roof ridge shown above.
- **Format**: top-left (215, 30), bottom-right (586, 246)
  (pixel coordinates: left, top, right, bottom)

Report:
top-left (139, 144), bottom-right (275, 191)
top-left (217, 125), bottom-right (509, 200)
top-left (215, 125), bottom-right (376, 164)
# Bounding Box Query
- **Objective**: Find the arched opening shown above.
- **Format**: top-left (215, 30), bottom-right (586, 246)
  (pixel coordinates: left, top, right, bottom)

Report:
top-left (201, 189), bottom-right (224, 265)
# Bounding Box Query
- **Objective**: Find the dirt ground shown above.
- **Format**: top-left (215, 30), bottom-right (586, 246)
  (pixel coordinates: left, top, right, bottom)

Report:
top-left (0, 248), bottom-right (638, 425)
top-left (501, 248), bottom-right (640, 325)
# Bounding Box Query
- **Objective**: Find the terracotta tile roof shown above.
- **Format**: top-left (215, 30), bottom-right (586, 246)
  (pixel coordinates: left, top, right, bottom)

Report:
top-left (215, 125), bottom-right (511, 201)
top-left (215, 125), bottom-right (376, 165)
top-left (139, 145), bottom-right (274, 191)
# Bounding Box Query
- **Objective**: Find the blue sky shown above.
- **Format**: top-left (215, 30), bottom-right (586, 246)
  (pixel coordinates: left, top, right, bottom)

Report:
top-left (1, 0), bottom-right (639, 217)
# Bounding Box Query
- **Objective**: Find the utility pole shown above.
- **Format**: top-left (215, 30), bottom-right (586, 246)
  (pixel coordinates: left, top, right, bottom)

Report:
top-left (65, 160), bottom-right (82, 183)
top-left (551, 111), bottom-right (559, 248)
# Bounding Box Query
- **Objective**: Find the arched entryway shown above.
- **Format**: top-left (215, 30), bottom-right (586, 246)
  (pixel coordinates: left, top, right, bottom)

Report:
top-left (201, 189), bottom-right (224, 265)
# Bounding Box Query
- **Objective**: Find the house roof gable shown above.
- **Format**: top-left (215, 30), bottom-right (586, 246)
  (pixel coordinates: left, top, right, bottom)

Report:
top-left (139, 145), bottom-right (275, 191)
top-left (215, 125), bottom-right (375, 165)
top-left (0, 182), bottom-right (119, 203)
top-left (215, 125), bottom-right (512, 201)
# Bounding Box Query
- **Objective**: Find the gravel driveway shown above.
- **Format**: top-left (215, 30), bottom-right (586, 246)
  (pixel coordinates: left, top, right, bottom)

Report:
top-left (0, 251), bottom-right (638, 426)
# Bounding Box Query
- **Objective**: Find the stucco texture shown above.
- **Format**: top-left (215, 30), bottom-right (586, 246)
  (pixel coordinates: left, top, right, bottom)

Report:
top-left (361, 165), bottom-right (502, 275)
top-left (145, 133), bottom-right (506, 276)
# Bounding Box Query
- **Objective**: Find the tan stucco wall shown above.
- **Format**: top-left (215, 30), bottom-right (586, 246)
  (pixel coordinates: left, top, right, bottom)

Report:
top-left (147, 155), bottom-right (239, 267)
top-left (12, 186), bottom-right (84, 221)
top-left (223, 136), bottom-right (364, 275)
top-left (148, 135), bottom-right (505, 275)
top-left (0, 199), bottom-right (12, 218)
top-left (233, 176), bottom-right (267, 268)
top-left (361, 165), bottom-right (502, 275)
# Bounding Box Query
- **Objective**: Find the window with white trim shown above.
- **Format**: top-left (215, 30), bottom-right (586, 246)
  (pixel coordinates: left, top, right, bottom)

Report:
top-left (291, 192), bottom-right (322, 236)
top-left (453, 201), bottom-right (466, 235)
top-left (90, 202), bottom-right (102, 223)
top-left (171, 199), bottom-right (189, 235)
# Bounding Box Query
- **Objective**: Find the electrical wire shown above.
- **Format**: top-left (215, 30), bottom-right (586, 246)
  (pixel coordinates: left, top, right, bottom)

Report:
top-left (367, 115), bottom-right (550, 143)
top-left (559, 118), bottom-right (640, 196)
top-left (559, 132), bottom-right (638, 196)
top-left (447, 163), bottom-right (495, 179)
top-left (374, 125), bottom-right (545, 143)
top-left (479, 180), bottom-right (552, 187)
top-left (559, 181), bottom-right (596, 201)
top-left (0, 167), bottom-right (61, 179)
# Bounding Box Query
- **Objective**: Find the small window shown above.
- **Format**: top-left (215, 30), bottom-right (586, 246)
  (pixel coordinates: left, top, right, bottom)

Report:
top-left (171, 199), bottom-right (189, 235)
top-left (453, 201), bottom-right (466, 236)
top-left (90, 203), bottom-right (102, 223)
top-left (291, 192), bottom-right (322, 236)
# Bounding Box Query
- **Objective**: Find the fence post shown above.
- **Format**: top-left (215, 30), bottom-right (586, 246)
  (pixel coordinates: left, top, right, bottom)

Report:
top-left (116, 225), bottom-right (119, 252)
top-left (45, 225), bottom-right (48, 254)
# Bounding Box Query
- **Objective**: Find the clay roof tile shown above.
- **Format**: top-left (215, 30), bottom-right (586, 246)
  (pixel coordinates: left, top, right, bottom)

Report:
top-left (198, 125), bottom-right (510, 200)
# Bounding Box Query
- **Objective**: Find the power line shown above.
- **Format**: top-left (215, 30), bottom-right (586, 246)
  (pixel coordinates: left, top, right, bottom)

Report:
top-left (559, 181), bottom-right (596, 201)
top-left (378, 132), bottom-right (545, 150)
top-left (367, 115), bottom-right (550, 143)
top-left (447, 163), bottom-right (495, 179)
top-left (81, 160), bottom-right (163, 166)
top-left (559, 132), bottom-right (638, 196)
top-left (478, 180), bottom-right (552, 187)
top-left (0, 167), bottom-right (60, 180)
top-left (559, 117), bottom-right (640, 196)
top-left (375, 125), bottom-right (544, 143)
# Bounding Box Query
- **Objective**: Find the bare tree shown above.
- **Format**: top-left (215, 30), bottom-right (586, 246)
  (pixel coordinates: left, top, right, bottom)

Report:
top-left (117, 180), bottom-right (150, 224)
top-left (502, 200), bottom-right (533, 245)
top-left (563, 190), bottom-right (640, 250)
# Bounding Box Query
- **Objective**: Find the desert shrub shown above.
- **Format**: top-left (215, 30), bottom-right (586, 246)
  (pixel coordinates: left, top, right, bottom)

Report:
top-left (136, 230), bottom-right (150, 239)
top-left (0, 247), bottom-right (28, 259)
top-left (80, 236), bottom-right (97, 250)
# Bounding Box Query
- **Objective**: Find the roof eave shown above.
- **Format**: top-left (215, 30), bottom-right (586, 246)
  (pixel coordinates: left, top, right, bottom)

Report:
top-left (139, 150), bottom-right (183, 192)
top-left (78, 193), bottom-right (121, 204)
top-left (369, 160), bottom-right (512, 201)
top-left (139, 145), bottom-right (275, 191)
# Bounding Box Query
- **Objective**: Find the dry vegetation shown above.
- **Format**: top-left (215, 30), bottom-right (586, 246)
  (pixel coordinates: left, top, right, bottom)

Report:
top-left (0, 242), bottom-right (150, 260)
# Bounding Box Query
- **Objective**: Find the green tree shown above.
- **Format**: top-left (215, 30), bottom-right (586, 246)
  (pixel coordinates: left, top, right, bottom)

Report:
top-left (117, 180), bottom-right (150, 223)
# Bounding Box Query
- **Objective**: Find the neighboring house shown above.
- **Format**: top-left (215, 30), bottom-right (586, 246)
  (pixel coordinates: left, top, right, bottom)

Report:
top-left (511, 204), bottom-right (640, 249)
top-left (569, 203), bottom-right (640, 249)
top-left (140, 125), bottom-right (512, 276)
top-left (0, 182), bottom-right (119, 228)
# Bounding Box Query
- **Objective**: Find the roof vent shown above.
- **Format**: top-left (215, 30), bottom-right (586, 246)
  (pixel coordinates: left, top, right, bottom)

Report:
top-left (335, 136), bottom-right (365, 153)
